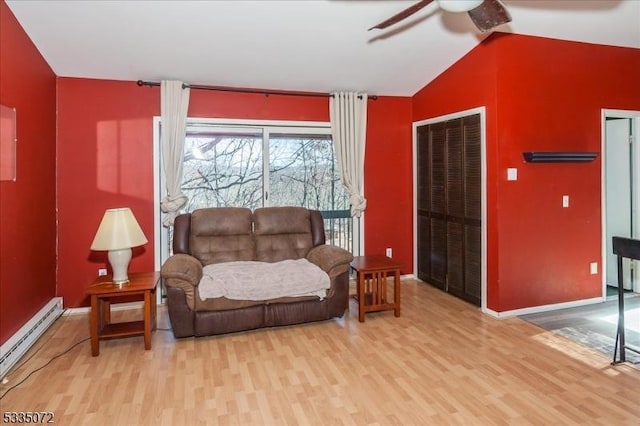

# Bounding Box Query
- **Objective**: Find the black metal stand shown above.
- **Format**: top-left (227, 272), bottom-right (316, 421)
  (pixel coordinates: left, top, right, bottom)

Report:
top-left (611, 237), bottom-right (640, 364)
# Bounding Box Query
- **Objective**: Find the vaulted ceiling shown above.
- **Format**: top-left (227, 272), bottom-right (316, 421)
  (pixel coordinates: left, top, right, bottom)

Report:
top-left (6, 0), bottom-right (640, 96)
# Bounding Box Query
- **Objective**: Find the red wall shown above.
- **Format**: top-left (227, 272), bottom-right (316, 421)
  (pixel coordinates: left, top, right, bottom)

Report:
top-left (9, 8), bottom-right (636, 318)
top-left (57, 78), bottom-right (412, 307)
top-left (0, 0), bottom-right (57, 344)
top-left (365, 98), bottom-right (413, 266)
top-left (413, 33), bottom-right (640, 312)
top-left (56, 79), bottom-right (159, 308)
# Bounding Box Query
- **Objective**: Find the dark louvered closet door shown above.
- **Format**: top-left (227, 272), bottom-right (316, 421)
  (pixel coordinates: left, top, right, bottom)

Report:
top-left (446, 121), bottom-right (464, 297)
top-left (416, 125), bottom-right (432, 283)
top-left (416, 114), bottom-right (481, 305)
top-left (463, 116), bottom-right (482, 303)
top-left (430, 123), bottom-right (447, 288)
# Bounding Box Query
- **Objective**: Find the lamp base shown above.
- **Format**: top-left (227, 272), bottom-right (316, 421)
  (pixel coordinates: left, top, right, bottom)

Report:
top-left (108, 248), bottom-right (132, 286)
top-left (112, 279), bottom-right (130, 288)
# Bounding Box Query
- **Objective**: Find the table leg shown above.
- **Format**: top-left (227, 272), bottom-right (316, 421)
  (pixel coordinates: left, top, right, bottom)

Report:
top-left (143, 290), bottom-right (152, 350)
top-left (151, 287), bottom-right (157, 331)
top-left (90, 295), bottom-right (99, 356)
top-left (358, 272), bottom-right (365, 322)
top-left (394, 269), bottom-right (401, 317)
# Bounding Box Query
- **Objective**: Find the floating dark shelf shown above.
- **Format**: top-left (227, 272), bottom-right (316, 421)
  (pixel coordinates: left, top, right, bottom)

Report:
top-left (523, 152), bottom-right (598, 163)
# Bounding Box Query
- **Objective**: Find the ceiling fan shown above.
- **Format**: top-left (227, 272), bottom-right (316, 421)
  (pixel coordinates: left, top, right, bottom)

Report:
top-left (369, 0), bottom-right (512, 33)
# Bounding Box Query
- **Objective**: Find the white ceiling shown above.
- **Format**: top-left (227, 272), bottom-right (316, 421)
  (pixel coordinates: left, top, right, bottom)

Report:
top-left (6, 0), bottom-right (640, 96)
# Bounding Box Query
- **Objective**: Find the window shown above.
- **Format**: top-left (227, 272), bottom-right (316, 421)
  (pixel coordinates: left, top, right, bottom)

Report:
top-left (155, 118), bottom-right (358, 268)
top-left (182, 126), bottom-right (264, 211)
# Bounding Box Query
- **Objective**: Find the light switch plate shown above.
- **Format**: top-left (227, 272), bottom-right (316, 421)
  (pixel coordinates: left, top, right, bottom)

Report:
top-left (507, 168), bottom-right (518, 181)
top-left (562, 195), bottom-right (569, 208)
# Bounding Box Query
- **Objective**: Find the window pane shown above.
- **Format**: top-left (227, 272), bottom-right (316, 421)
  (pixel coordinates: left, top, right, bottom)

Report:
top-left (182, 133), bottom-right (263, 211)
top-left (269, 134), bottom-right (351, 250)
top-left (269, 134), bottom-right (347, 209)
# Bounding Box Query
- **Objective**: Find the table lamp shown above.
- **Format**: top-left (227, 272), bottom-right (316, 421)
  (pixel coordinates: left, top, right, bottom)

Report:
top-left (90, 207), bottom-right (148, 285)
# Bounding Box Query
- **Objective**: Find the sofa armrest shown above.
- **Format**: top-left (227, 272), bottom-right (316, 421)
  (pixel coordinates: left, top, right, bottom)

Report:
top-left (307, 245), bottom-right (354, 278)
top-left (161, 253), bottom-right (203, 286)
top-left (161, 254), bottom-right (203, 311)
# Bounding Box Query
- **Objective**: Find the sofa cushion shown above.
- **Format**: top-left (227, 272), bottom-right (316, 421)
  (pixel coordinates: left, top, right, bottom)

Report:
top-left (253, 207), bottom-right (313, 262)
top-left (190, 207), bottom-right (254, 266)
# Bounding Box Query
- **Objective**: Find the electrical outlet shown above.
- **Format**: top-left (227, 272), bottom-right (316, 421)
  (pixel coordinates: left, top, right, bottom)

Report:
top-left (385, 247), bottom-right (392, 258)
top-left (98, 268), bottom-right (107, 276)
top-left (590, 262), bottom-right (598, 275)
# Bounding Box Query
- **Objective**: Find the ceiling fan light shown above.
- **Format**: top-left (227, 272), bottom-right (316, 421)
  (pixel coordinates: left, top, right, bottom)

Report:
top-left (467, 0), bottom-right (511, 33)
top-left (437, 0), bottom-right (484, 13)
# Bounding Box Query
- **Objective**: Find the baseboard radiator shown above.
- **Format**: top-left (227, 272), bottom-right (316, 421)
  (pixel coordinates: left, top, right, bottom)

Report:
top-left (0, 297), bottom-right (63, 379)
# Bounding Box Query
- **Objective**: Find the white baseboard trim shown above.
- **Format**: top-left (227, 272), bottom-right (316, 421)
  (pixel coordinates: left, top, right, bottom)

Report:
top-left (483, 296), bottom-right (606, 318)
top-left (0, 297), bottom-right (63, 378)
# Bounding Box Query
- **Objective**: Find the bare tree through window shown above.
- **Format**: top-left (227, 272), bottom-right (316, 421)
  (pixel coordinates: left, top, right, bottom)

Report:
top-left (183, 134), bottom-right (264, 210)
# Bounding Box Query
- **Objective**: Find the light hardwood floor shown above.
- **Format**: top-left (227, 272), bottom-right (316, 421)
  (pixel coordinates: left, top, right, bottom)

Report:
top-left (1, 279), bottom-right (639, 425)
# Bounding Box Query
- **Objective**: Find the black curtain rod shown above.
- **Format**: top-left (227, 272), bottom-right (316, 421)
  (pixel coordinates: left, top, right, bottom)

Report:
top-left (136, 80), bottom-right (377, 100)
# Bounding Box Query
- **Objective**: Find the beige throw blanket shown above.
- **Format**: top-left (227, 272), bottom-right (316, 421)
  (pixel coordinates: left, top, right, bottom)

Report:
top-left (198, 259), bottom-right (330, 301)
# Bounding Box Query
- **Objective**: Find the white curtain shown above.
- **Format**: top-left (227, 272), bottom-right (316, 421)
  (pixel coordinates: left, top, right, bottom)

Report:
top-left (330, 92), bottom-right (368, 217)
top-left (160, 80), bottom-right (190, 226)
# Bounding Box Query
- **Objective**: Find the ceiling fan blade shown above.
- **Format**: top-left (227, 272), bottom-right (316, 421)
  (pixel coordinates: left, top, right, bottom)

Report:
top-left (368, 0), bottom-right (435, 31)
top-left (467, 0), bottom-right (512, 33)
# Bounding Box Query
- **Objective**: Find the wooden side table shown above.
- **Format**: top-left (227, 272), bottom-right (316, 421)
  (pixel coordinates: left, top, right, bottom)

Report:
top-left (85, 271), bottom-right (159, 356)
top-left (350, 255), bottom-right (402, 322)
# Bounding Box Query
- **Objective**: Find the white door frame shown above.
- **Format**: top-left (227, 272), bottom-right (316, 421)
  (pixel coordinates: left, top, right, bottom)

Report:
top-left (601, 108), bottom-right (640, 295)
top-left (412, 106), bottom-right (488, 312)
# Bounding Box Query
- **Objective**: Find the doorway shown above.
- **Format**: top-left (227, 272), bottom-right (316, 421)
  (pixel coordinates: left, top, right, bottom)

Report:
top-left (602, 109), bottom-right (640, 296)
top-left (414, 108), bottom-right (486, 307)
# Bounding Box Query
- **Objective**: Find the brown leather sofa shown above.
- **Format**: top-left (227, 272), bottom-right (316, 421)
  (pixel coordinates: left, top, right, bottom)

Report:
top-left (161, 206), bottom-right (354, 338)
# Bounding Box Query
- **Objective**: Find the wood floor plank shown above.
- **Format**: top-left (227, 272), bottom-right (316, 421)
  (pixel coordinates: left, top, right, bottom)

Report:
top-left (1, 279), bottom-right (640, 425)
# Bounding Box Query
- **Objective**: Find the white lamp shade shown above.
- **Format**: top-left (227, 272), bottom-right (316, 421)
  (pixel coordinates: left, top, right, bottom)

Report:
top-left (437, 0), bottom-right (484, 13)
top-left (90, 208), bottom-right (148, 251)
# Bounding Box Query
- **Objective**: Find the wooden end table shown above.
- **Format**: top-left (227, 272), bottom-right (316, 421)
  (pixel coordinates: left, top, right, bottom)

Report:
top-left (85, 271), bottom-right (159, 356)
top-left (350, 255), bottom-right (402, 322)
